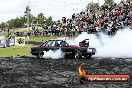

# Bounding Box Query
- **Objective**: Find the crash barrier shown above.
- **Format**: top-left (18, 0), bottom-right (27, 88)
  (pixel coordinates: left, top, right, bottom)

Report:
top-left (26, 41), bottom-right (43, 45)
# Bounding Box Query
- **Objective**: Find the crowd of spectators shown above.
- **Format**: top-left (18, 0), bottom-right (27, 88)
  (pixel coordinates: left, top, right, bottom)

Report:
top-left (42, 0), bottom-right (131, 37)
top-left (3, 0), bottom-right (131, 38)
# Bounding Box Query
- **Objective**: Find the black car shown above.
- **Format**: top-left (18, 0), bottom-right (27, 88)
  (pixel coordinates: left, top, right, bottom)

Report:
top-left (31, 39), bottom-right (96, 59)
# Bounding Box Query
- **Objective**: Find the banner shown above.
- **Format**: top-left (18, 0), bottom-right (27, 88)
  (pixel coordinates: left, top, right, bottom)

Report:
top-left (9, 39), bottom-right (15, 46)
top-left (0, 36), bottom-right (6, 48)
top-left (15, 37), bottom-right (25, 46)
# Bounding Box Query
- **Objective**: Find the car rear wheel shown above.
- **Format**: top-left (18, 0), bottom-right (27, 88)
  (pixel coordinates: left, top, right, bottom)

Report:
top-left (85, 54), bottom-right (92, 59)
top-left (74, 50), bottom-right (82, 59)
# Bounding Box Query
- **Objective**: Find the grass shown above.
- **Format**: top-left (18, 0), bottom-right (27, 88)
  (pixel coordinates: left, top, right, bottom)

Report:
top-left (0, 44), bottom-right (33, 57)
top-left (0, 33), bottom-right (8, 39)
top-left (28, 36), bottom-right (77, 42)
top-left (29, 36), bottom-right (57, 42)
top-left (0, 36), bottom-right (68, 57)
top-left (1, 33), bottom-right (8, 36)
top-left (0, 36), bottom-right (75, 57)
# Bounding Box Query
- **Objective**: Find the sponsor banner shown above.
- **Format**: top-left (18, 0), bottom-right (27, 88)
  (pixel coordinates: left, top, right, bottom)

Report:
top-left (9, 39), bottom-right (15, 46)
top-left (0, 36), bottom-right (6, 48)
top-left (15, 37), bottom-right (25, 46)
top-left (79, 75), bottom-right (130, 83)
top-left (78, 65), bottom-right (130, 84)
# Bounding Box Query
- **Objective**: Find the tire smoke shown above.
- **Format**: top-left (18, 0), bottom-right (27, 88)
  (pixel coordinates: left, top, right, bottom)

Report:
top-left (43, 49), bottom-right (64, 59)
top-left (42, 28), bottom-right (132, 59)
top-left (72, 28), bottom-right (132, 58)
top-left (95, 28), bottom-right (132, 57)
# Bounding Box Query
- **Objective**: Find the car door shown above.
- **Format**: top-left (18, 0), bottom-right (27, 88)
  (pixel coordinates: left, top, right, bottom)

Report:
top-left (44, 40), bottom-right (56, 51)
top-left (50, 40), bottom-right (68, 51)
top-left (59, 41), bottom-right (70, 52)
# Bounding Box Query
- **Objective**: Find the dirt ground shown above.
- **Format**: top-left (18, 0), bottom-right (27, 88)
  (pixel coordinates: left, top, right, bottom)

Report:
top-left (0, 57), bottom-right (132, 88)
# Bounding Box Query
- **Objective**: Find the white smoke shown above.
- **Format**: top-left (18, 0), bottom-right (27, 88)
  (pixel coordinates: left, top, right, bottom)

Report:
top-left (43, 49), bottom-right (64, 59)
top-left (42, 28), bottom-right (132, 59)
top-left (95, 28), bottom-right (132, 57)
top-left (67, 32), bottom-right (100, 48)
top-left (72, 28), bottom-right (132, 58)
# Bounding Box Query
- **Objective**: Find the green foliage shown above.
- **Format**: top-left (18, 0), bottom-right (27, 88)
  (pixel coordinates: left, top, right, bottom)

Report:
top-left (37, 12), bottom-right (46, 26)
top-left (46, 16), bottom-right (53, 26)
top-left (105, 0), bottom-right (113, 5)
top-left (0, 22), bottom-right (7, 29)
top-left (7, 17), bottom-right (26, 29)
top-left (0, 7), bottom-right (53, 30)
top-left (86, 2), bottom-right (98, 12)
top-left (14, 17), bottom-right (24, 28)
top-left (30, 15), bottom-right (37, 24)
top-left (7, 19), bottom-right (15, 29)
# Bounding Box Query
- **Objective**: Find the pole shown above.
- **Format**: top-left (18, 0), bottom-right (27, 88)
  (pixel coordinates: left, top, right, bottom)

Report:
top-left (123, 0), bottom-right (124, 8)
top-left (25, 5), bottom-right (30, 43)
top-left (98, 0), bottom-right (99, 6)
top-left (27, 0), bottom-right (30, 29)
top-left (26, 6), bottom-right (30, 29)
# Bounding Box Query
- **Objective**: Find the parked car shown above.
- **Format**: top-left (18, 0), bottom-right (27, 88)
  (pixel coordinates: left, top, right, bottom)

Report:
top-left (31, 39), bottom-right (96, 59)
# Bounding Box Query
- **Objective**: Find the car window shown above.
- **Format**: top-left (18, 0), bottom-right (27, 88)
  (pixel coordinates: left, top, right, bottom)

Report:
top-left (45, 41), bottom-right (55, 47)
top-left (51, 41), bottom-right (55, 46)
top-left (56, 41), bottom-right (61, 46)
top-left (60, 41), bottom-right (68, 47)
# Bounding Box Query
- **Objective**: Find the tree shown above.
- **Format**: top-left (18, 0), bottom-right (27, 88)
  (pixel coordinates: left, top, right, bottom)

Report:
top-left (46, 16), bottom-right (53, 26)
top-left (14, 17), bottom-right (22, 28)
top-left (7, 19), bottom-right (15, 29)
top-left (20, 16), bottom-right (27, 27)
top-left (105, 0), bottom-right (113, 5)
top-left (0, 22), bottom-right (6, 29)
top-left (30, 15), bottom-right (37, 24)
top-left (0, 7), bottom-right (51, 29)
top-left (37, 12), bottom-right (46, 26)
top-left (7, 17), bottom-right (25, 29)
top-left (86, 2), bottom-right (98, 12)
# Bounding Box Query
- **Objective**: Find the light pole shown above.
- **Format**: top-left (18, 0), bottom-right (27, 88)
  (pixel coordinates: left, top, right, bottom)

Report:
top-left (98, 0), bottom-right (99, 6)
top-left (24, 6), bottom-right (31, 30)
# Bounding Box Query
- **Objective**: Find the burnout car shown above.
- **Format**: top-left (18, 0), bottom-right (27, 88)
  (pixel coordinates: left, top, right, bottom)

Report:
top-left (31, 39), bottom-right (96, 59)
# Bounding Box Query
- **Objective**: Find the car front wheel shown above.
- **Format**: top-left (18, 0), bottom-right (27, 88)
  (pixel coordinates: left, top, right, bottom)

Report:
top-left (37, 51), bottom-right (44, 59)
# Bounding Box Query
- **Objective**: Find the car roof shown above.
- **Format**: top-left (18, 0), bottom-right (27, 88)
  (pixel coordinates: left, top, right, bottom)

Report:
top-left (48, 39), bottom-right (65, 41)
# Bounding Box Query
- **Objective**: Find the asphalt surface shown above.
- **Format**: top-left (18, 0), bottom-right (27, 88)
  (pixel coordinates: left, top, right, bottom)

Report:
top-left (0, 57), bottom-right (132, 88)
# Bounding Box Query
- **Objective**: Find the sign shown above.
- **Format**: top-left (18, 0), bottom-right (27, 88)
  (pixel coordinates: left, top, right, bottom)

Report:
top-left (78, 65), bottom-right (130, 84)
top-left (0, 36), bottom-right (6, 48)
top-left (15, 37), bottom-right (25, 46)
top-left (9, 39), bottom-right (15, 46)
